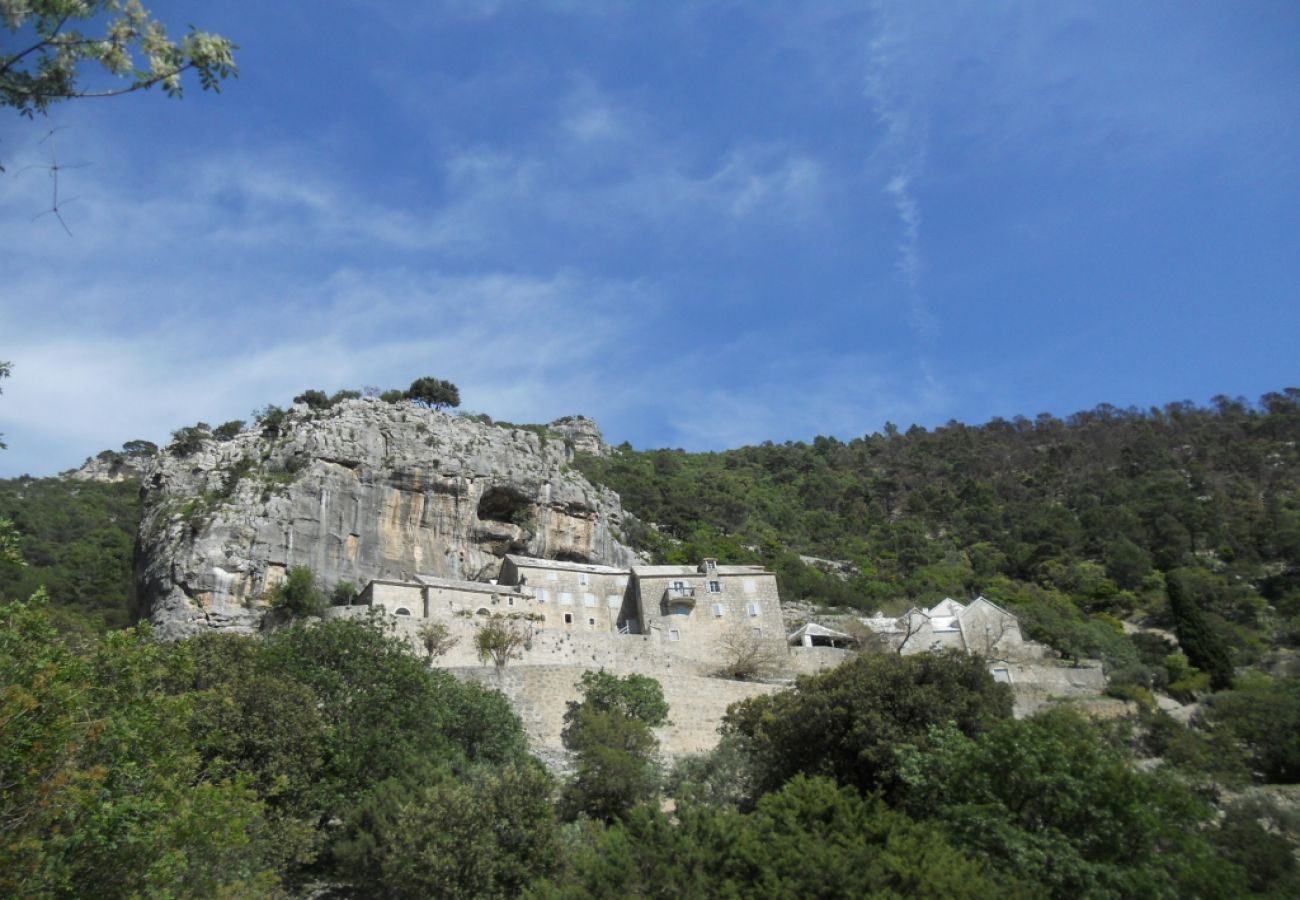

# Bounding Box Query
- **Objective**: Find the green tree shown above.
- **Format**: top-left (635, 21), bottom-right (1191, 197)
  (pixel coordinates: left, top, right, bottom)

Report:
top-left (418, 620), bottom-right (458, 659)
top-left (1, 1), bottom-right (236, 117)
top-left (167, 422), bottom-right (210, 457)
top-left (270, 565), bottom-right (327, 618)
top-left (895, 709), bottom-right (1248, 898)
top-left (212, 419), bottom-right (243, 441)
top-left (559, 671), bottom-right (670, 822)
top-left (1197, 675), bottom-right (1300, 783)
top-left (405, 376), bottom-right (461, 410)
top-left (255, 616), bottom-right (528, 817)
top-left (559, 705), bottom-right (660, 823)
top-left (535, 776), bottom-right (1013, 899)
top-left (338, 762), bottom-right (560, 899)
top-left (1167, 568), bottom-right (1234, 690)
top-left (565, 669), bottom-right (670, 727)
top-left (723, 650), bottom-right (1012, 801)
top-left (293, 388), bottom-right (330, 410)
top-left (121, 438), bottom-right (156, 456)
top-left (0, 594), bottom-right (280, 896)
top-left (475, 612), bottom-right (526, 672)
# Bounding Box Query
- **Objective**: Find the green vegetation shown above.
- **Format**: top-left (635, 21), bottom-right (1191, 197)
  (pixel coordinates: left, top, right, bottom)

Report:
top-left (0, 1), bottom-right (236, 117)
top-left (578, 391), bottom-right (1300, 688)
top-left (405, 376), bottom-right (461, 410)
top-left (475, 611), bottom-right (528, 671)
top-left (559, 671), bottom-right (670, 822)
top-left (3, 586), bottom-right (1298, 897)
top-left (269, 565), bottom-right (328, 618)
top-left (0, 475), bottom-right (138, 630)
top-left (724, 650), bottom-right (1013, 801)
top-left (2, 386), bottom-right (1299, 894)
top-left (0, 600), bottom-right (537, 896)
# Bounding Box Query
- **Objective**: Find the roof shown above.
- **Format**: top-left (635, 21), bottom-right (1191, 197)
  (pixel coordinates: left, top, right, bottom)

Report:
top-left (631, 564), bottom-right (770, 578)
top-left (788, 622), bottom-right (854, 641)
top-left (927, 598), bottom-right (967, 617)
top-left (414, 573), bottom-right (535, 597)
top-left (502, 554), bottom-right (629, 576)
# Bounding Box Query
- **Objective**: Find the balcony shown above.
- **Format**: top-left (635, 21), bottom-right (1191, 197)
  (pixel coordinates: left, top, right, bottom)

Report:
top-left (663, 585), bottom-right (697, 610)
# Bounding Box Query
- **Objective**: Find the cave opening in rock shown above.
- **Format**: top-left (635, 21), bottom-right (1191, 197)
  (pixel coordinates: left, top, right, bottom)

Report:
top-left (552, 549), bottom-right (591, 564)
top-left (477, 486), bottom-right (533, 525)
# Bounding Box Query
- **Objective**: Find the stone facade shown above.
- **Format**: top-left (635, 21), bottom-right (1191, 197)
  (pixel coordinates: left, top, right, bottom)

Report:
top-left (354, 556), bottom-right (789, 668)
top-left (499, 556), bottom-right (632, 634)
top-left (630, 560), bottom-right (788, 665)
top-left (865, 595), bottom-right (1037, 660)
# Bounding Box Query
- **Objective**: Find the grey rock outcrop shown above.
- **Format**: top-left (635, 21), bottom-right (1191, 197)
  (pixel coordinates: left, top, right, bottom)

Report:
top-left (548, 415), bottom-right (607, 457)
top-left (136, 400), bottom-right (642, 639)
top-left (65, 452), bottom-right (152, 483)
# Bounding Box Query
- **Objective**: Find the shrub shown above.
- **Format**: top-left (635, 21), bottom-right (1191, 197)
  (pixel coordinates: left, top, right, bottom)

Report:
top-left (168, 423), bottom-right (210, 457)
top-left (293, 389), bottom-right (331, 410)
top-left (723, 650), bottom-right (1012, 801)
top-left (330, 580), bottom-right (358, 606)
top-left (474, 614), bottom-right (526, 671)
top-left (212, 419), bottom-right (244, 441)
top-left (269, 567), bottom-right (327, 618)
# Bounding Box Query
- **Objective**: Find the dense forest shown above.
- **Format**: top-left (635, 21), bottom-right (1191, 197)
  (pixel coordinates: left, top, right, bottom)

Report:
top-left (577, 390), bottom-right (1300, 691)
top-left (2, 388), bottom-right (1299, 896)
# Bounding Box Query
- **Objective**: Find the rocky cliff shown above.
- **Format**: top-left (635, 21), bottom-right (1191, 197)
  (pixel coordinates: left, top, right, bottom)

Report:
top-left (136, 400), bottom-right (642, 638)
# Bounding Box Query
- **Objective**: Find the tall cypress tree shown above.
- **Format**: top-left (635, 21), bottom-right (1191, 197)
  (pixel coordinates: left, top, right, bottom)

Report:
top-left (1167, 570), bottom-right (1234, 690)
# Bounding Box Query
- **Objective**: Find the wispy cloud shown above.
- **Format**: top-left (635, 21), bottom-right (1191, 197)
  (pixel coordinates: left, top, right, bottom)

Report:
top-left (866, 0), bottom-right (937, 340)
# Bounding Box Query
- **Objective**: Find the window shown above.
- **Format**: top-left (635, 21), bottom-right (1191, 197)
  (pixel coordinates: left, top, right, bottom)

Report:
top-left (752, 626), bottom-right (763, 636)
top-left (747, 602), bottom-right (761, 617)
top-left (587, 617), bottom-right (596, 628)
top-left (991, 667), bottom-right (1012, 684)
top-left (712, 603), bottom-right (724, 618)
top-left (704, 559), bottom-right (717, 573)
top-left (578, 572), bottom-right (588, 586)
top-left (560, 592), bottom-right (574, 606)
top-left (537, 588), bottom-right (549, 603)
top-left (583, 593), bottom-right (597, 608)
top-left (668, 629), bottom-right (681, 642)
top-left (672, 580), bottom-right (686, 591)
top-left (563, 612), bottom-right (574, 625)
top-left (507, 596), bottom-right (515, 607)
top-left (671, 603), bottom-right (692, 617)
top-left (395, 607), bottom-right (411, 616)
top-left (708, 580), bottom-right (722, 594)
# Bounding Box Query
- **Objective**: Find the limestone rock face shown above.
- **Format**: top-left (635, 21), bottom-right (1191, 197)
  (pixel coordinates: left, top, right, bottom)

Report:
top-left (65, 453), bottom-right (153, 483)
top-left (548, 415), bottom-right (607, 457)
top-left (136, 400), bottom-right (641, 639)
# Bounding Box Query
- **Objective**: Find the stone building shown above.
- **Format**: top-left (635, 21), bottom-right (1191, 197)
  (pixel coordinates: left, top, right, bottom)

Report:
top-left (353, 555), bottom-right (787, 663)
top-left (498, 555), bottom-right (631, 633)
top-left (864, 595), bottom-right (1029, 659)
top-left (629, 560), bottom-right (787, 661)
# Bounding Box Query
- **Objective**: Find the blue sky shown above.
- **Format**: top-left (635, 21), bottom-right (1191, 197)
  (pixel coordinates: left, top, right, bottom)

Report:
top-left (2, 0), bottom-right (1298, 477)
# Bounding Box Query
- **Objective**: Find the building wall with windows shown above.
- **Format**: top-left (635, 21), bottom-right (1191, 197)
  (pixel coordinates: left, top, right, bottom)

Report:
top-left (630, 559), bottom-right (787, 662)
top-left (497, 555), bottom-right (633, 634)
top-left (353, 555), bottom-right (789, 668)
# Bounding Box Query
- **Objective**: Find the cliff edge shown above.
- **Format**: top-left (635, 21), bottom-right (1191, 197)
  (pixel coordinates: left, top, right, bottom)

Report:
top-left (136, 400), bottom-right (641, 638)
